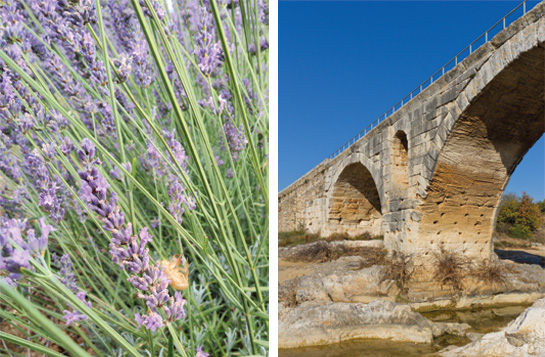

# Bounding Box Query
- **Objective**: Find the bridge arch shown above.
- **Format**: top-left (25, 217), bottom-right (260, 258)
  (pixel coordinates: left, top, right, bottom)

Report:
top-left (327, 158), bottom-right (383, 237)
top-left (392, 130), bottom-right (409, 190)
top-left (415, 31), bottom-right (544, 258)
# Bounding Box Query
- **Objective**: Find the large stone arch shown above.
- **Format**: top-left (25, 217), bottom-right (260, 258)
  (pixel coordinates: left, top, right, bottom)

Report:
top-left (326, 158), bottom-right (383, 237)
top-left (414, 32), bottom-right (545, 259)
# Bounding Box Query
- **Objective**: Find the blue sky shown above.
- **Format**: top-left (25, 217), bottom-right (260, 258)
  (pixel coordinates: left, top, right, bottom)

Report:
top-left (279, 1), bottom-right (544, 201)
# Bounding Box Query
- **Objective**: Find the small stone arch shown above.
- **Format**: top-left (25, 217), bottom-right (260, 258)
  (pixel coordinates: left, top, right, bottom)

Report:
top-left (392, 130), bottom-right (409, 189)
top-left (327, 162), bottom-right (382, 237)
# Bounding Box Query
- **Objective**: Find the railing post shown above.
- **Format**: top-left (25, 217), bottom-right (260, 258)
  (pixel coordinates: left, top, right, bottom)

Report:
top-left (485, 32), bottom-right (488, 42)
top-left (469, 44), bottom-right (472, 54)
top-left (523, 2), bottom-right (526, 14)
top-left (503, 18), bottom-right (506, 29)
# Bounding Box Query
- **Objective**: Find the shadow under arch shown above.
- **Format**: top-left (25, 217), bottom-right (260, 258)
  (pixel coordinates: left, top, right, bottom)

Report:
top-left (327, 162), bottom-right (382, 237)
top-left (416, 44), bottom-right (544, 258)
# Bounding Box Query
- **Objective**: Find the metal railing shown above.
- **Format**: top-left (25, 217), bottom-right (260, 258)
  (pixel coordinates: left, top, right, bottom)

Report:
top-left (328, 0), bottom-right (534, 160)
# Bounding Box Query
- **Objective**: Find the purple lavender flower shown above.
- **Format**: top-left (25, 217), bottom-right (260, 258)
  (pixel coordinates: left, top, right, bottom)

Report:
top-left (164, 129), bottom-right (189, 171)
top-left (132, 34), bottom-right (155, 87)
top-left (0, 217), bottom-right (55, 286)
top-left (141, 140), bottom-right (169, 178)
top-left (113, 55), bottom-right (132, 83)
top-left (143, 131), bottom-right (196, 223)
top-left (220, 117), bottom-right (248, 162)
top-left (139, 0), bottom-right (166, 21)
top-left (215, 155), bottom-right (224, 167)
top-left (135, 311), bottom-right (163, 332)
top-left (76, 139), bottom-right (186, 331)
top-left (140, 132), bottom-right (196, 224)
top-left (249, 38), bottom-right (269, 56)
top-left (168, 182), bottom-right (196, 224)
top-left (28, 0), bottom-right (117, 140)
top-left (196, 346), bottom-right (209, 357)
top-left (28, 218), bottom-right (54, 254)
top-left (57, 0), bottom-right (97, 27)
top-left (53, 253), bottom-right (92, 325)
top-left (23, 150), bottom-right (67, 222)
top-left (193, 6), bottom-right (223, 77)
top-left (164, 291), bottom-right (186, 320)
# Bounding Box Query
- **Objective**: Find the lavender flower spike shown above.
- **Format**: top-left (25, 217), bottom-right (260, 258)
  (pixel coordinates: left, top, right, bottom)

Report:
top-left (193, 6), bottom-right (223, 77)
top-left (76, 138), bottom-right (186, 331)
top-left (53, 254), bottom-right (92, 325)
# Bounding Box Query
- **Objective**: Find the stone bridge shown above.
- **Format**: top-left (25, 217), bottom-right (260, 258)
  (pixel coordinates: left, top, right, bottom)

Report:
top-left (279, 2), bottom-right (545, 261)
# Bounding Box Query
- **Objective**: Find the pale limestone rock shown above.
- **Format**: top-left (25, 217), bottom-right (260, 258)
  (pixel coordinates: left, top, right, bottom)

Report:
top-left (280, 258), bottom-right (388, 305)
top-left (431, 322), bottom-right (472, 338)
top-left (440, 298), bottom-right (545, 356)
top-left (278, 300), bottom-right (433, 349)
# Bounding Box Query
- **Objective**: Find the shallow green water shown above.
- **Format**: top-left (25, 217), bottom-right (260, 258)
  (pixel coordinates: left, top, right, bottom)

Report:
top-left (421, 304), bottom-right (529, 334)
top-left (279, 305), bottom-right (528, 357)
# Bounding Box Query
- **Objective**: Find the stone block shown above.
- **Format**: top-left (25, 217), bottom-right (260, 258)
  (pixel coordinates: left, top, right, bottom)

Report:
top-left (389, 198), bottom-right (403, 212)
top-left (491, 20), bottom-right (524, 49)
top-left (424, 97), bottom-right (438, 116)
top-left (411, 143), bottom-right (426, 157)
top-left (411, 133), bottom-right (426, 148)
top-left (455, 91), bottom-right (469, 112)
top-left (438, 86), bottom-right (459, 107)
top-left (537, 17), bottom-right (545, 42)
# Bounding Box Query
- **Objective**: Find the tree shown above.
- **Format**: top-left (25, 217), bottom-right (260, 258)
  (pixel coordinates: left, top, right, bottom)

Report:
top-left (497, 193), bottom-right (521, 225)
top-left (538, 200), bottom-right (545, 214)
top-left (515, 193), bottom-right (542, 232)
top-left (496, 193), bottom-right (543, 239)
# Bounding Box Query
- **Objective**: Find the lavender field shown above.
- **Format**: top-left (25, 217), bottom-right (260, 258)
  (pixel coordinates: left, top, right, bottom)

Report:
top-left (0, 0), bottom-right (268, 355)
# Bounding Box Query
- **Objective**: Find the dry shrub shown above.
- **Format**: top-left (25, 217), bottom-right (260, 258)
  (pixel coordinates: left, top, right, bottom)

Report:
top-left (381, 251), bottom-right (414, 293)
top-left (324, 233), bottom-right (348, 242)
top-left (286, 241), bottom-right (386, 264)
top-left (354, 248), bottom-right (387, 269)
top-left (284, 241), bottom-right (336, 263)
top-left (470, 259), bottom-right (511, 287)
top-left (279, 230), bottom-right (320, 247)
top-left (326, 231), bottom-right (383, 242)
top-left (433, 248), bottom-right (468, 291)
top-left (352, 232), bottom-right (372, 241)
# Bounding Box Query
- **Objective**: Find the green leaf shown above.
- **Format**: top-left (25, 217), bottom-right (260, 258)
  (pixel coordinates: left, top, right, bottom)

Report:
top-left (0, 282), bottom-right (93, 357)
top-left (168, 333), bottom-right (174, 357)
top-left (44, 248), bottom-right (51, 269)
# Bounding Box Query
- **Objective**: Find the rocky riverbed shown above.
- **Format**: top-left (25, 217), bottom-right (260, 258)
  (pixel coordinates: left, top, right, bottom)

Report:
top-left (278, 240), bottom-right (545, 352)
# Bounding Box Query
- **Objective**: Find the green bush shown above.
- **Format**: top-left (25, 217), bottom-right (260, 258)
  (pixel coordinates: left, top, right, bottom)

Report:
top-left (497, 192), bottom-right (543, 239)
top-left (508, 224), bottom-right (532, 239)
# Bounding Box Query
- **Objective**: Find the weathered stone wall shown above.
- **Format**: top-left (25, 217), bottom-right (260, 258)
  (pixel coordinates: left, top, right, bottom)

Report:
top-left (279, 2), bottom-right (545, 261)
top-left (278, 160), bottom-right (333, 234)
